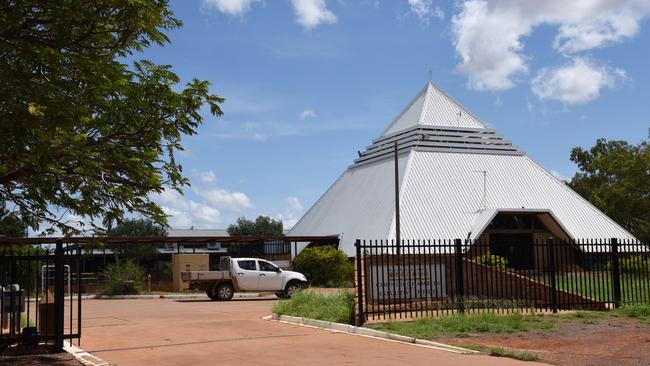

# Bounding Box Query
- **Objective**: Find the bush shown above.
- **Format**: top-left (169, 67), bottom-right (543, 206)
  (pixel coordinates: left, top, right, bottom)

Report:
top-left (273, 290), bottom-right (355, 324)
top-left (608, 255), bottom-right (650, 274)
top-left (292, 246), bottom-right (354, 287)
top-left (102, 258), bottom-right (146, 296)
top-left (475, 252), bottom-right (510, 270)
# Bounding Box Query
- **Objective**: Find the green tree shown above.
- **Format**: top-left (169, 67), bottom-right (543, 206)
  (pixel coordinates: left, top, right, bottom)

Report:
top-left (569, 132), bottom-right (650, 240)
top-left (0, 203), bottom-right (27, 237)
top-left (227, 216), bottom-right (284, 236)
top-left (0, 1), bottom-right (223, 235)
top-left (106, 218), bottom-right (167, 263)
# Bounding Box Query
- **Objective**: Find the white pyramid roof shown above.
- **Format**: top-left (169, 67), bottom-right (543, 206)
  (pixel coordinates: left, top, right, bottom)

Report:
top-left (381, 82), bottom-right (486, 136)
top-left (289, 82), bottom-right (635, 256)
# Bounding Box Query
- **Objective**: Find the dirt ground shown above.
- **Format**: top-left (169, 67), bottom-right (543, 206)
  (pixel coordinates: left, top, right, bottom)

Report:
top-left (441, 317), bottom-right (650, 366)
top-left (0, 346), bottom-right (81, 366)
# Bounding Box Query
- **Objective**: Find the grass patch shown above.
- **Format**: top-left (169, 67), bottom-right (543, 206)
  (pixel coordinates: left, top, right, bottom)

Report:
top-left (558, 305), bottom-right (650, 324)
top-left (369, 312), bottom-right (555, 339)
top-left (613, 304), bottom-right (650, 322)
top-left (272, 290), bottom-right (354, 324)
top-left (490, 346), bottom-right (540, 361)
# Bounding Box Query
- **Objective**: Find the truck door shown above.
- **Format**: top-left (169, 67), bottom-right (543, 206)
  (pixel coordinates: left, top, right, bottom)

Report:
top-left (234, 259), bottom-right (259, 290)
top-left (257, 260), bottom-right (284, 291)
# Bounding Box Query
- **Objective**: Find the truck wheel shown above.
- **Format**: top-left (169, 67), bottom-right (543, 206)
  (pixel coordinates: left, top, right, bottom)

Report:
top-left (284, 281), bottom-right (302, 298)
top-left (210, 283), bottom-right (235, 301)
top-left (206, 289), bottom-right (218, 301)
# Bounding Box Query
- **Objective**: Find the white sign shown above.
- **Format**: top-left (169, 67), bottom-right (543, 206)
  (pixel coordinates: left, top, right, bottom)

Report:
top-left (367, 264), bottom-right (446, 301)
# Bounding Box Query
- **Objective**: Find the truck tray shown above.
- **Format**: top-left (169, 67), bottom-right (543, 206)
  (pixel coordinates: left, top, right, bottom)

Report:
top-left (181, 271), bottom-right (230, 281)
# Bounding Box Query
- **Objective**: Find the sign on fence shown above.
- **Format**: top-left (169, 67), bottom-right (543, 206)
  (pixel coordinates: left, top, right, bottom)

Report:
top-left (368, 264), bottom-right (446, 300)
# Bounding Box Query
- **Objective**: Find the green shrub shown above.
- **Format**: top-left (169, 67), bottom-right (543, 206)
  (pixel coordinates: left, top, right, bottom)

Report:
top-left (292, 246), bottom-right (354, 287)
top-left (608, 255), bottom-right (650, 274)
top-left (102, 258), bottom-right (146, 296)
top-left (273, 290), bottom-right (355, 324)
top-left (475, 252), bottom-right (510, 270)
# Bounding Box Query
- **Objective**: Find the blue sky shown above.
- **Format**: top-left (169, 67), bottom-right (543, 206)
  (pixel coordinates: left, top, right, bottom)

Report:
top-left (136, 0), bottom-right (650, 230)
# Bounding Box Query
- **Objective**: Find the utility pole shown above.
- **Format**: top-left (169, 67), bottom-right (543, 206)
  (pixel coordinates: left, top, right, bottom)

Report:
top-left (394, 141), bottom-right (401, 255)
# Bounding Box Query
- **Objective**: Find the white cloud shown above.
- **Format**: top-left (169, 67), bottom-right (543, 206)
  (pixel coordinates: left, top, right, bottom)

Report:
top-left (202, 0), bottom-right (255, 16)
top-left (276, 196), bottom-right (304, 229)
top-left (299, 109), bottom-right (317, 119)
top-left (550, 169), bottom-right (570, 182)
top-left (433, 6), bottom-right (444, 20)
top-left (291, 0), bottom-right (337, 30)
top-left (195, 188), bottom-right (253, 212)
top-left (451, 0), bottom-right (650, 92)
top-left (198, 170), bottom-right (217, 184)
top-left (155, 189), bottom-right (222, 228)
top-left (531, 58), bottom-right (626, 105)
top-left (408, 0), bottom-right (443, 23)
top-left (285, 196), bottom-right (303, 212)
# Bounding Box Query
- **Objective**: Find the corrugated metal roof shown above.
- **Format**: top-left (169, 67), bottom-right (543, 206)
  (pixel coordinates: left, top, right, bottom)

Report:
top-left (288, 153), bottom-right (410, 249)
top-left (290, 82), bottom-right (636, 256)
top-left (168, 229), bottom-right (229, 237)
top-left (387, 151), bottom-right (634, 249)
top-left (381, 82), bottom-right (486, 136)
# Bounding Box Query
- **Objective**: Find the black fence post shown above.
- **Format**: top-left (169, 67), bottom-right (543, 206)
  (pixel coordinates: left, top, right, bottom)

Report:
top-left (454, 239), bottom-right (464, 314)
top-left (54, 239), bottom-right (65, 350)
top-left (548, 237), bottom-right (558, 314)
top-left (355, 239), bottom-right (364, 326)
top-left (611, 238), bottom-right (621, 309)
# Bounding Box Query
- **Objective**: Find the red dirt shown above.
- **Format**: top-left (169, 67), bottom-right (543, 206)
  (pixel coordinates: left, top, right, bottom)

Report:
top-left (0, 346), bottom-right (81, 366)
top-left (441, 317), bottom-right (650, 366)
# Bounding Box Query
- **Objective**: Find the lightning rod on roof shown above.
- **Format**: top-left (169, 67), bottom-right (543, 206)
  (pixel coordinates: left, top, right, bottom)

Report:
top-left (428, 69), bottom-right (432, 82)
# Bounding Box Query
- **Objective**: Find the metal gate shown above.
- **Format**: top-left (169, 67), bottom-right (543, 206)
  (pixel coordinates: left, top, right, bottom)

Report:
top-left (1, 240), bottom-right (82, 351)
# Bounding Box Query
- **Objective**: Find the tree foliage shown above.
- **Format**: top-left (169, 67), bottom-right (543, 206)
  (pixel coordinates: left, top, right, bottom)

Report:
top-left (227, 216), bottom-right (284, 236)
top-left (569, 133), bottom-right (650, 240)
top-left (106, 218), bottom-right (166, 262)
top-left (0, 1), bottom-right (223, 235)
top-left (0, 203), bottom-right (27, 237)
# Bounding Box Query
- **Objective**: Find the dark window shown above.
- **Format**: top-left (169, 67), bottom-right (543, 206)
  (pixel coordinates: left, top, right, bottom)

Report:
top-left (237, 260), bottom-right (257, 271)
top-left (258, 261), bottom-right (278, 272)
top-left (489, 214), bottom-right (532, 230)
top-left (490, 233), bottom-right (534, 270)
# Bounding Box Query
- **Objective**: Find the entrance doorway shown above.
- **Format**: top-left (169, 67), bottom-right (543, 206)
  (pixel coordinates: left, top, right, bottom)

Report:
top-left (489, 233), bottom-right (534, 269)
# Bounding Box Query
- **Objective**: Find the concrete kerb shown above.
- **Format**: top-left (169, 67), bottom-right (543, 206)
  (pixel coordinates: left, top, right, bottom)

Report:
top-left (265, 314), bottom-right (478, 355)
top-left (64, 341), bottom-right (111, 366)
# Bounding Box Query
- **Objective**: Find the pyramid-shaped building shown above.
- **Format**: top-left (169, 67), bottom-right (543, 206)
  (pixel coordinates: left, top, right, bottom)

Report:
top-left (289, 82), bottom-right (635, 256)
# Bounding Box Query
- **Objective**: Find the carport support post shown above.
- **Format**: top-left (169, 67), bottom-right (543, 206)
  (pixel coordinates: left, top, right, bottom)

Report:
top-left (611, 238), bottom-right (621, 309)
top-left (355, 239), bottom-right (365, 326)
top-left (454, 239), bottom-right (464, 314)
top-left (54, 239), bottom-right (65, 351)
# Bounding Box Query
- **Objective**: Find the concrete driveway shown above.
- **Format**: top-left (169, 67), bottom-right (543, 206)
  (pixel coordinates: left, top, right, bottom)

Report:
top-left (79, 297), bottom-right (547, 365)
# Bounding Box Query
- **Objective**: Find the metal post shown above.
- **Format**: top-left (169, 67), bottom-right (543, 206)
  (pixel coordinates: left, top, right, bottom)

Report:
top-left (548, 237), bottom-right (558, 313)
top-left (454, 239), bottom-right (464, 314)
top-left (611, 238), bottom-right (621, 309)
top-left (355, 240), bottom-right (364, 326)
top-left (394, 141), bottom-right (401, 255)
top-left (54, 240), bottom-right (65, 350)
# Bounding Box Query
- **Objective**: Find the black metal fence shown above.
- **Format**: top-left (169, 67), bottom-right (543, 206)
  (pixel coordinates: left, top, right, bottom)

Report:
top-left (355, 238), bottom-right (650, 325)
top-left (0, 240), bottom-right (81, 350)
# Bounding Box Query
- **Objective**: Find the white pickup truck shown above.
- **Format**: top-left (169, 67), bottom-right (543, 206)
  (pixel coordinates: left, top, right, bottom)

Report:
top-left (181, 257), bottom-right (308, 301)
